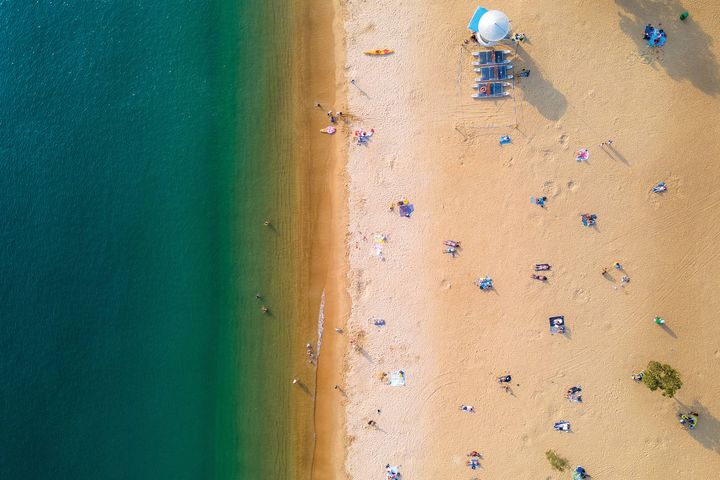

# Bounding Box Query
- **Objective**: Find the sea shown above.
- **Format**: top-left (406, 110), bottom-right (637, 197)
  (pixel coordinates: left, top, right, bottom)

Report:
top-left (0, 1), bottom-right (308, 478)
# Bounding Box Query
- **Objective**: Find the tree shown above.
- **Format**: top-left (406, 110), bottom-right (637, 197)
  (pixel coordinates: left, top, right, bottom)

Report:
top-left (643, 361), bottom-right (683, 398)
top-left (545, 449), bottom-right (569, 472)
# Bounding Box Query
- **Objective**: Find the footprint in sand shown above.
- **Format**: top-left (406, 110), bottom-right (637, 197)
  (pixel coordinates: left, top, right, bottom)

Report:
top-left (559, 134), bottom-right (569, 150)
top-left (567, 180), bottom-right (578, 192)
top-left (440, 279), bottom-right (452, 290)
top-left (360, 23), bottom-right (375, 34)
top-left (574, 288), bottom-right (590, 304)
top-left (542, 180), bottom-right (560, 198)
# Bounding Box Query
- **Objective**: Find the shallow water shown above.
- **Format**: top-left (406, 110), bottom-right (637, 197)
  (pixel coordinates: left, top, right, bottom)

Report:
top-left (0, 1), bottom-right (305, 478)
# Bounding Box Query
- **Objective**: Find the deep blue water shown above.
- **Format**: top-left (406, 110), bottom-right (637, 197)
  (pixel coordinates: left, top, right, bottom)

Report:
top-left (0, 1), bottom-right (295, 478)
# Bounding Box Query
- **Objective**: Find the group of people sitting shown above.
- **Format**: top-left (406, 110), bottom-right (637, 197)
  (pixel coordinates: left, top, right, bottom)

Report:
top-left (466, 451), bottom-right (482, 470)
top-left (643, 23), bottom-right (667, 47)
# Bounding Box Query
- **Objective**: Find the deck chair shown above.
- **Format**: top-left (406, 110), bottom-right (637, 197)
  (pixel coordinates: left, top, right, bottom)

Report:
top-left (472, 82), bottom-right (510, 99)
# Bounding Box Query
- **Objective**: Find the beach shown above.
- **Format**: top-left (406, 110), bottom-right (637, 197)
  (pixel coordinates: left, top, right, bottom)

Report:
top-left (323, 0), bottom-right (720, 478)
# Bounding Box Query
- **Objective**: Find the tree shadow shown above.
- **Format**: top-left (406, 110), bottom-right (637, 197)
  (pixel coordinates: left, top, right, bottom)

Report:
top-left (513, 45), bottom-right (568, 120)
top-left (615, 0), bottom-right (720, 95)
top-left (676, 399), bottom-right (720, 454)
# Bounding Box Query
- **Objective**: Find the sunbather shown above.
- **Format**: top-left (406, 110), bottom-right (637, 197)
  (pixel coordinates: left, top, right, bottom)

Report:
top-left (574, 466), bottom-right (589, 479)
top-left (632, 371), bottom-right (645, 381)
top-left (554, 421), bottom-right (571, 432)
top-left (643, 24), bottom-right (654, 40)
top-left (566, 386), bottom-right (583, 402)
top-left (550, 316), bottom-right (566, 334)
top-left (531, 274), bottom-right (547, 281)
top-left (535, 263), bottom-right (551, 271)
top-left (653, 181), bottom-right (667, 193)
top-left (460, 405), bottom-right (475, 413)
top-left (679, 412), bottom-right (699, 429)
top-left (497, 375), bottom-right (512, 383)
top-left (532, 196), bottom-right (547, 207)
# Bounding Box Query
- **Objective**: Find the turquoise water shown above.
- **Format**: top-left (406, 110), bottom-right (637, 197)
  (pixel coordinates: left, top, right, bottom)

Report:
top-left (0, 2), bottom-right (302, 478)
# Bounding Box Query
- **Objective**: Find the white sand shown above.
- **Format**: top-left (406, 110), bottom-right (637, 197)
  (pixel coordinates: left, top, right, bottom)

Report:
top-left (337, 0), bottom-right (720, 478)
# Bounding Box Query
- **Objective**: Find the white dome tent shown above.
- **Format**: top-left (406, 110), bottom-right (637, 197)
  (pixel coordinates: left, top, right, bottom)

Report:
top-left (476, 10), bottom-right (511, 46)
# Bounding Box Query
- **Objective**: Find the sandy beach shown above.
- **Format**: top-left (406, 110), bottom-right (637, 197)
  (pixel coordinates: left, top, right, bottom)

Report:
top-left (311, 0), bottom-right (720, 478)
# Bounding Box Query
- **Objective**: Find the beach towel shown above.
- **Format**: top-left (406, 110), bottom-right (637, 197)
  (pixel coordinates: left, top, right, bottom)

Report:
top-left (576, 148), bottom-right (590, 162)
top-left (399, 203), bottom-right (414, 217)
top-left (652, 181), bottom-right (667, 193)
top-left (389, 370), bottom-right (406, 386)
top-left (554, 421), bottom-right (570, 431)
top-left (549, 316), bottom-right (565, 334)
top-left (581, 214), bottom-right (597, 227)
top-left (467, 6), bottom-right (488, 32)
top-left (566, 385), bottom-right (583, 403)
top-left (500, 135), bottom-right (511, 145)
top-left (385, 465), bottom-right (400, 480)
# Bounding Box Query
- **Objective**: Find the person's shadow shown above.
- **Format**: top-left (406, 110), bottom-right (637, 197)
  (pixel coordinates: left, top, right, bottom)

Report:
top-left (659, 322), bottom-right (677, 338)
top-left (513, 44), bottom-right (568, 120)
top-left (675, 399), bottom-right (720, 454)
top-left (615, 0), bottom-right (720, 95)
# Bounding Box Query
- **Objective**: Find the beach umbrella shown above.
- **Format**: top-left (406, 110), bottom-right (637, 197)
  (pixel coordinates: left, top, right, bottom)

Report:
top-left (477, 10), bottom-right (511, 42)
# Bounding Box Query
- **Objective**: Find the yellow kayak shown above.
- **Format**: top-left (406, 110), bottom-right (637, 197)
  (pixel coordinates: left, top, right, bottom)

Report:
top-left (364, 49), bottom-right (394, 55)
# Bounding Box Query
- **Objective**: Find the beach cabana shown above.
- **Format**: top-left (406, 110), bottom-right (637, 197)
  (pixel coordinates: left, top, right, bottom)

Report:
top-left (469, 8), bottom-right (512, 46)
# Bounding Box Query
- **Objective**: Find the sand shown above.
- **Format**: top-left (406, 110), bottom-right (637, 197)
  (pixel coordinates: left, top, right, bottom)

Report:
top-left (316, 0), bottom-right (720, 478)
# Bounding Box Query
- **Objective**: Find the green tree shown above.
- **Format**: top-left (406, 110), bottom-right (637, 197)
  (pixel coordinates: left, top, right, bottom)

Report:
top-left (643, 361), bottom-right (683, 398)
top-left (545, 449), bottom-right (569, 472)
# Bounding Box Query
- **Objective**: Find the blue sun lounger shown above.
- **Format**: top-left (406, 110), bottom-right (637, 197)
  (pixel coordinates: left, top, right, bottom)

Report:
top-left (474, 65), bottom-right (513, 81)
top-left (472, 50), bottom-right (511, 65)
top-left (472, 82), bottom-right (510, 99)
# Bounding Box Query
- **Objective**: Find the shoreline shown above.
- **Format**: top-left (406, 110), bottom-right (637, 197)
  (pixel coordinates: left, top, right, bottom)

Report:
top-left (291, 0), bottom-right (349, 478)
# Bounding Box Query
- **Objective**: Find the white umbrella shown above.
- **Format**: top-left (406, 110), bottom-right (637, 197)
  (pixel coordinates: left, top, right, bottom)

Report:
top-left (477, 10), bottom-right (511, 42)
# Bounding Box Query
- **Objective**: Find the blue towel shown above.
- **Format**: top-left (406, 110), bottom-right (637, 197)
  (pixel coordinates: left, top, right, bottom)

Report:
top-left (468, 7), bottom-right (488, 32)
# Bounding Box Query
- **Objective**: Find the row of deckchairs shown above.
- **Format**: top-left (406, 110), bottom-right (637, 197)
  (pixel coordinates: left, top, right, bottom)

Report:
top-left (472, 49), bottom-right (513, 99)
